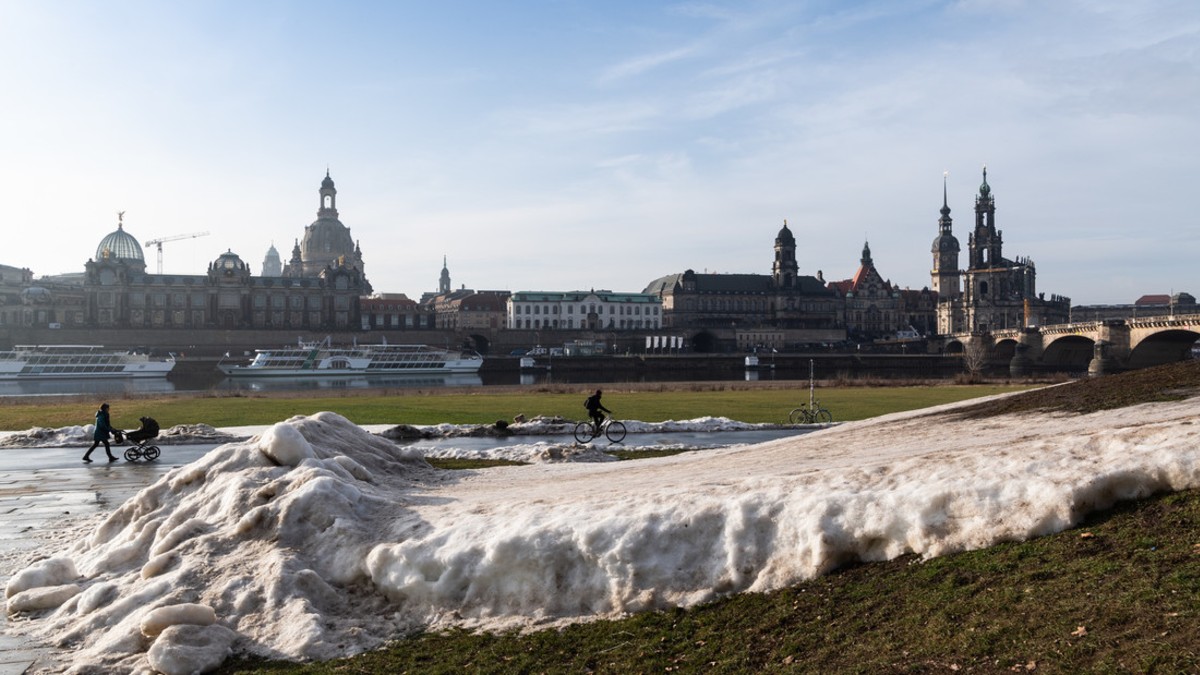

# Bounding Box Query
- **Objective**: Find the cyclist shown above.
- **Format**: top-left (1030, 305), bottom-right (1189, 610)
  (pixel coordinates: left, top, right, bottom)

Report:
top-left (584, 389), bottom-right (611, 434)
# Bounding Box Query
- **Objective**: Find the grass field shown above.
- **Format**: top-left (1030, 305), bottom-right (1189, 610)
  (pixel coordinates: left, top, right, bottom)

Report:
top-left (0, 382), bottom-right (1032, 431)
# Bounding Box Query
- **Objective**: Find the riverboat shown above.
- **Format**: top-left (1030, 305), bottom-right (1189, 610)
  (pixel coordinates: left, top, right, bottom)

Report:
top-left (218, 339), bottom-right (483, 378)
top-left (0, 345), bottom-right (176, 380)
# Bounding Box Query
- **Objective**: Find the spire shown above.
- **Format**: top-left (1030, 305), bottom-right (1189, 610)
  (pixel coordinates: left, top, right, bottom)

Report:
top-left (438, 254), bottom-right (451, 294)
top-left (861, 240), bottom-right (872, 265)
top-left (938, 171), bottom-right (953, 233)
top-left (979, 164), bottom-right (991, 198)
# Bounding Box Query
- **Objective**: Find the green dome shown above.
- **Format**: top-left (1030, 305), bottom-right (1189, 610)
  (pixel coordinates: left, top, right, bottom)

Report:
top-left (95, 223), bottom-right (144, 262)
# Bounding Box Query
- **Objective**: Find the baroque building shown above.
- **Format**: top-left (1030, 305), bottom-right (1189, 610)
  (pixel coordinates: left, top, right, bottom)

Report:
top-left (11, 173), bottom-right (374, 332)
top-left (643, 221), bottom-right (841, 343)
top-left (283, 171), bottom-right (371, 293)
top-left (932, 169), bottom-right (1070, 334)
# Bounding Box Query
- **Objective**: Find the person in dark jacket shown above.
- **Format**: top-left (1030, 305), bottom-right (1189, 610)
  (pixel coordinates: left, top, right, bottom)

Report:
top-left (83, 403), bottom-right (117, 463)
top-left (584, 389), bottom-right (611, 434)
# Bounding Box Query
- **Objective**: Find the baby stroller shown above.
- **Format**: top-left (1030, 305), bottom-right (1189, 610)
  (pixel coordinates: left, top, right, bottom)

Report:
top-left (121, 417), bottom-right (161, 462)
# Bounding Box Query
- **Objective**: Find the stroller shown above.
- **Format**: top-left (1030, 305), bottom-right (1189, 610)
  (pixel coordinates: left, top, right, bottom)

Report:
top-left (120, 416), bottom-right (161, 462)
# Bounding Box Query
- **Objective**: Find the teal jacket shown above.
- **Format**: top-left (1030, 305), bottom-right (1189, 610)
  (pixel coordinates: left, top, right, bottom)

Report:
top-left (93, 409), bottom-right (112, 442)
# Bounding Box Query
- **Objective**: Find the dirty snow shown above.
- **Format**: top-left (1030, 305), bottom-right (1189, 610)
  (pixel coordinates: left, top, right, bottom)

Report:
top-left (6, 396), bottom-right (1200, 673)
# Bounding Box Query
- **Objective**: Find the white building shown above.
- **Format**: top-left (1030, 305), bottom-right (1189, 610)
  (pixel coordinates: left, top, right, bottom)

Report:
top-left (507, 290), bottom-right (663, 331)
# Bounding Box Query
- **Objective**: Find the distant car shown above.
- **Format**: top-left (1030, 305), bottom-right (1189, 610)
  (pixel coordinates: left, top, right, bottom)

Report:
top-left (528, 347), bottom-right (548, 356)
top-left (509, 348), bottom-right (529, 356)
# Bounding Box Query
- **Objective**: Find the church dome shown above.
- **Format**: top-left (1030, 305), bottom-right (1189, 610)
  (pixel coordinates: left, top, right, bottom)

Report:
top-left (95, 223), bottom-right (144, 262)
top-left (214, 249), bottom-right (245, 271)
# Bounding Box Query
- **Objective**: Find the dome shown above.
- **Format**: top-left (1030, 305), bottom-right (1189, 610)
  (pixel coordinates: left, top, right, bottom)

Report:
top-left (95, 223), bottom-right (144, 262)
top-left (20, 286), bottom-right (51, 303)
top-left (776, 220), bottom-right (795, 244)
top-left (321, 172), bottom-right (335, 190)
top-left (931, 232), bottom-right (960, 253)
top-left (214, 249), bottom-right (244, 271)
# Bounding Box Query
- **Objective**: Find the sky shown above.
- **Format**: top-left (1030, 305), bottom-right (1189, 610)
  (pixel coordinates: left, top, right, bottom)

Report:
top-left (1, 0), bottom-right (1196, 306)
top-left (6, 397), bottom-right (1200, 671)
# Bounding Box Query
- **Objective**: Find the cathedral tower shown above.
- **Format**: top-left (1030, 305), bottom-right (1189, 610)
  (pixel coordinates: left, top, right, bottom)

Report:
top-left (968, 167), bottom-right (1002, 269)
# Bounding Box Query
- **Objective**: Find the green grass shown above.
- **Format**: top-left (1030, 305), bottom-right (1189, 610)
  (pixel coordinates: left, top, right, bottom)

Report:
top-left (218, 488), bottom-right (1200, 674)
top-left (0, 383), bottom-right (1029, 431)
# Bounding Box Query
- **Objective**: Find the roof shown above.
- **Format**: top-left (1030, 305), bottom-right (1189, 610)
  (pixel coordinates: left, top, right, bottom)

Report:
top-left (644, 272), bottom-right (832, 296)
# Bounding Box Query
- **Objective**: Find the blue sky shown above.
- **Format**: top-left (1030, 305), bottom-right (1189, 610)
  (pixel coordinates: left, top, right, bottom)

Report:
top-left (2, 0), bottom-right (1196, 305)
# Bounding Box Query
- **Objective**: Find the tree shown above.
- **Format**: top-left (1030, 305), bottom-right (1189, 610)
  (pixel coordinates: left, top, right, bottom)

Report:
top-left (962, 341), bottom-right (989, 380)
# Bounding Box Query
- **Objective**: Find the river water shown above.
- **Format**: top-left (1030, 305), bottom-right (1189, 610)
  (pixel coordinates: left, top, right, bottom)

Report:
top-left (0, 368), bottom-right (786, 397)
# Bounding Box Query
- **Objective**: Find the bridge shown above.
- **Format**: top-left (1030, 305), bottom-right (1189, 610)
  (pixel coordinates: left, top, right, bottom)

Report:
top-left (942, 313), bottom-right (1200, 375)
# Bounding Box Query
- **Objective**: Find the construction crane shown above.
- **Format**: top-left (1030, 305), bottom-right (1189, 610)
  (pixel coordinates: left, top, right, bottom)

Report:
top-left (144, 232), bottom-right (210, 274)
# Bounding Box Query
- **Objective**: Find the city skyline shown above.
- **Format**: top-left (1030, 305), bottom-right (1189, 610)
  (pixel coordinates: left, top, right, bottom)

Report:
top-left (2, 1), bottom-right (1196, 305)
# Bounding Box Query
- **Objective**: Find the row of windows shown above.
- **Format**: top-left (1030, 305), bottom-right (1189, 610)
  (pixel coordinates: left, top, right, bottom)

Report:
top-left (513, 318), bottom-right (661, 330)
top-left (682, 299), bottom-right (834, 312)
top-left (122, 293), bottom-right (343, 310)
top-left (513, 304), bottom-right (661, 316)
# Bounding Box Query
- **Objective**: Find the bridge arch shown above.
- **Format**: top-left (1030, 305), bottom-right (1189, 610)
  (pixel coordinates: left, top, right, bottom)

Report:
top-left (465, 333), bottom-right (491, 355)
top-left (1128, 329), bottom-right (1199, 369)
top-left (691, 331), bottom-right (719, 353)
top-left (992, 338), bottom-right (1018, 363)
top-left (1040, 334), bottom-right (1095, 372)
top-left (943, 340), bottom-right (964, 354)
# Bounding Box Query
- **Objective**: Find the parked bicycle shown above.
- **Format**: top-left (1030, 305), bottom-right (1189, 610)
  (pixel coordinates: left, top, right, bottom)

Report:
top-left (788, 402), bottom-right (833, 424)
top-left (573, 415), bottom-right (627, 444)
top-left (789, 358), bottom-right (833, 424)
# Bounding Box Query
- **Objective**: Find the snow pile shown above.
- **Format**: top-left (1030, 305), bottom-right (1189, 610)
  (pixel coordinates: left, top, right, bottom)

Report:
top-left (0, 423), bottom-right (244, 448)
top-left (378, 415), bottom-right (788, 440)
top-left (418, 440), bottom-right (718, 464)
top-left (7, 398), bottom-right (1200, 672)
top-left (0, 416), bottom-right (780, 449)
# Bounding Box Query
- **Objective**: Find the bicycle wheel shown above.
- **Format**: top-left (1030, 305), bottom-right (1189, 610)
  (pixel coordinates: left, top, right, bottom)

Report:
top-left (144, 446), bottom-right (161, 461)
top-left (788, 408), bottom-right (809, 424)
top-left (123, 447), bottom-right (139, 462)
top-left (815, 409), bottom-right (833, 424)
top-left (573, 421), bottom-right (595, 444)
top-left (604, 420), bottom-right (627, 443)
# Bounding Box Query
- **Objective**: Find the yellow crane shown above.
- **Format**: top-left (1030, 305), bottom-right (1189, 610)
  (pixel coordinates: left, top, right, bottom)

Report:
top-left (144, 232), bottom-right (210, 274)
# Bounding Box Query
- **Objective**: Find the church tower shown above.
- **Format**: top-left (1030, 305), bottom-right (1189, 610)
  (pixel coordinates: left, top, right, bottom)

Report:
top-left (930, 173), bottom-right (960, 299)
top-left (261, 243), bottom-right (282, 277)
top-left (439, 255), bottom-right (451, 294)
top-left (772, 220), bottom-right (798, 289)
top-left (968, 167), bottom-right (1002, 269)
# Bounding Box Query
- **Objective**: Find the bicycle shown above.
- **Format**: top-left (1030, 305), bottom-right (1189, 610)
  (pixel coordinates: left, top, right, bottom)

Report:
top-left (573, 415), bottom-right (627, 444)
top-left (788, 402), bottom-right (833, 424)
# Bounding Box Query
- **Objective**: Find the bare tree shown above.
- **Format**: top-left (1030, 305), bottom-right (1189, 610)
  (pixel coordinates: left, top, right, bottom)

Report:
top-left (962, 341), bottom-right (989, 380)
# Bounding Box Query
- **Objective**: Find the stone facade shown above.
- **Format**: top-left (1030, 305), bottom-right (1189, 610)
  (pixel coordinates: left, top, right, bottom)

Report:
top-left (932, 169), bottom-right (1070, 334)
top-left (643, 222), bottom-right (841, 333)
top-left (507, 290), bottom-right (662, 331)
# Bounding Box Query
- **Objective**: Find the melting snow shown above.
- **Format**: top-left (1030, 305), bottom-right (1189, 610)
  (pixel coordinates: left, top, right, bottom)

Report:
top-left (5, 397), bottom-right (1200, 673)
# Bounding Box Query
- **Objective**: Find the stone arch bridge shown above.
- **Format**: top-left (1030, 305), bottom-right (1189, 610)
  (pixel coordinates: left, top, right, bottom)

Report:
top-left (943, 314), bottom-right (1200, 375)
